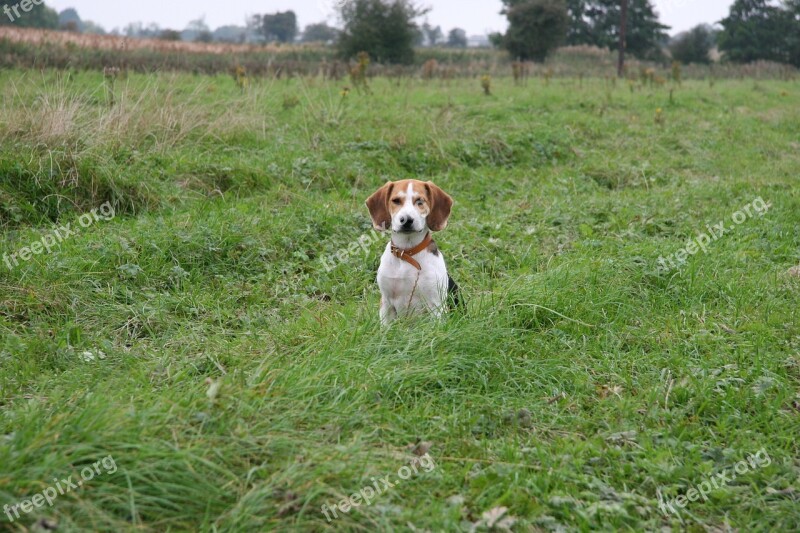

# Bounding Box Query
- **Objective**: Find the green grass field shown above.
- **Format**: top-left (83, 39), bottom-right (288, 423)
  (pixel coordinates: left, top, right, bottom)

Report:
top-left (1, 70), bottom-right (799, 531)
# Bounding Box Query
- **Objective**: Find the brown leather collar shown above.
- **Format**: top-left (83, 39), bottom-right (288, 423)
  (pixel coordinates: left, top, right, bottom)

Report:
top-left (391, 233), bottom-right (432, 271)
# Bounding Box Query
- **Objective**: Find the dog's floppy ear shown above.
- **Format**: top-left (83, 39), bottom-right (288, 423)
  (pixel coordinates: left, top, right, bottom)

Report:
top-left (365, 181), bottom-right (394, 231)
top-left (425, 181), bottom-right (453, 232)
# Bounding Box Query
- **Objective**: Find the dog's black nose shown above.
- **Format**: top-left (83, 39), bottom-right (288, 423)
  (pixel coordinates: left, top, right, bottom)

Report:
top-left (399, 216), bottom-right (412, 227)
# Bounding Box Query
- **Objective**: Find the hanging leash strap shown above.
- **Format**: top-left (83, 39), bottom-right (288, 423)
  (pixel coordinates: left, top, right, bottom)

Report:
top-left (390, 233), bottom-right (433, 271)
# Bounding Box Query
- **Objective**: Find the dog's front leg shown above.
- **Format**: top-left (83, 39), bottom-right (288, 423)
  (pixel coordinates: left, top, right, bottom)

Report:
top-left (380, 297), bottom-right (397, 325)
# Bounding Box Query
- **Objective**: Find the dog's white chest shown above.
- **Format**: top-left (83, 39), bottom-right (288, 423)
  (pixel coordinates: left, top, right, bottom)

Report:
top-left (377, 243), bottom-right (448, 321)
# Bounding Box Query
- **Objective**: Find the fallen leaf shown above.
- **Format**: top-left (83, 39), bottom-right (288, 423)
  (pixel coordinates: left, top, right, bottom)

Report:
top-left (446, 494), bottom-right (465, 507)
top-left (597, 385), bottom-right (623, 399)
top-left (409, 441), bottom-right (433, 457)
top-left (766, 487), bottom-right (800, 499)
top-left (717, 323), bottom-right (736, 334)
top-left (277, 491), bottom-right (301, 517)
top-left (206, 378), bottom-right (222, 401)
top-left (479, 506), bottom-right (517, 530)
top-left (546, 392), bottom-right (566, 404)
top-left (33, 518), bottom-right (58, 531)
top-left (606, 430), bottom-right (638, 446)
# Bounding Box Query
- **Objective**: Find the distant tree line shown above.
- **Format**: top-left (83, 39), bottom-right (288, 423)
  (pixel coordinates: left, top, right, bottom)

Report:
top-left (502, 0), bottom-right (800, 67)
top-left (716, 0), bottom-right (800, 67)
top-left (490, 0), bottom-right (800, 67)
top-left (669, 25), bottom-right (717, 65)
top-left (492, 0), bottom-right (669, 62)
top-left (669, 1), bottom-right (800, 67)
top-left (4, 0), bottom-right (800, 69)
top-left (417, 23), bottom-right (467, 47)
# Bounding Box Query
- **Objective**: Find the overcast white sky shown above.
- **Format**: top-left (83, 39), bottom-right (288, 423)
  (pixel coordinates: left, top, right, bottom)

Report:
top-left (44, 0), bottom-right (734, 36)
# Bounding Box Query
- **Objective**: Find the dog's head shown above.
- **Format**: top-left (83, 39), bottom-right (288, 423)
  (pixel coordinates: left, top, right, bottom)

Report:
top-left (366, 180), bottom-right (453, 234)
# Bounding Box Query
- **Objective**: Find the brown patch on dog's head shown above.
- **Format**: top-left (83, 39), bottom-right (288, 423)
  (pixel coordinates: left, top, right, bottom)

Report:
top-left (423, 181), bottom-right (453, 232)
top-left (366, 179), bottom-right (452, 232)
top-left (365, 181), bottom-right (394, 231)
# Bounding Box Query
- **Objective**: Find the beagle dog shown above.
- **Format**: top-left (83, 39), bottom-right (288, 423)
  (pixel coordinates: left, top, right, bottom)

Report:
top-left (366, 179), bottom-right (460, 324)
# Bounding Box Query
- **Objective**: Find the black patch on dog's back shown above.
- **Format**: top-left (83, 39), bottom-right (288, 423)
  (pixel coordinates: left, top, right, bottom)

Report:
top-left (447, 276), bottom-right (464, 312)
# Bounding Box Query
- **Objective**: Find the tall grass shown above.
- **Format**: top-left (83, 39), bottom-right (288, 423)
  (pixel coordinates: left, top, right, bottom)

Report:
top-left (1, 69), bottom-right (799, 531)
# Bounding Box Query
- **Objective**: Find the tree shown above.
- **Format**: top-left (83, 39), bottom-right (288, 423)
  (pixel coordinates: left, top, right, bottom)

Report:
top-left (125, 22), bottom-right (162, 38)
top-left (82, 21), bottom-right (106, 35)
top-left (245, 15), bottom-right (265, 44)
top-left (214, 25), bottom-right (247, 43)
top-left (566, 0), bottom-right (599, 45)
top-left (187, 18), bottom-right (208, 33)
top-left (564, 0), bottom-right (669, 59)
top-left (159, 29), bottom-right (183, 41)
top-left (181, 17), bottom-right (210, 41)
top-left (624, 0), bottom-right (669, 59)
top-left (413, 27), bottom-right (425, 46)
top-left (670, 24), bottom-right (715, 64)
top-left (302, 22), bottom-right (339, 43)
top-left (717, 0), bottom-right (795, 65)
top-left (488, 32), bottom-right (504, 48)
top-left (0, 0), bottom-right (58, 28)
top-left (59, 7), bottom-right (106, 36)
top-left (447, 28), bottom-right (468, 48)
top-left (261, 11), bottom-right (298, 43)
top-left (788, 0), bottom-right (800, 67)
top-left (618, 0), bottom-right (627, 76)
top-left (58, 8), bottom-right (82, 31)
top-left (500, 0), bottom-right (569, 61)
top-left (195, 30), bottom-right (214, 43)
top-left (421, 22), bottom-right (443, 46)
top-left (337, 0), bottom-right (427, 64)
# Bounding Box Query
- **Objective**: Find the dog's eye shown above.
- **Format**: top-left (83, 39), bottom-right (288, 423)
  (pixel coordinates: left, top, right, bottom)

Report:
top-left (392, 198), bottom-right (402, 205)
top-left (416, 199), bottom-right (424, 206)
